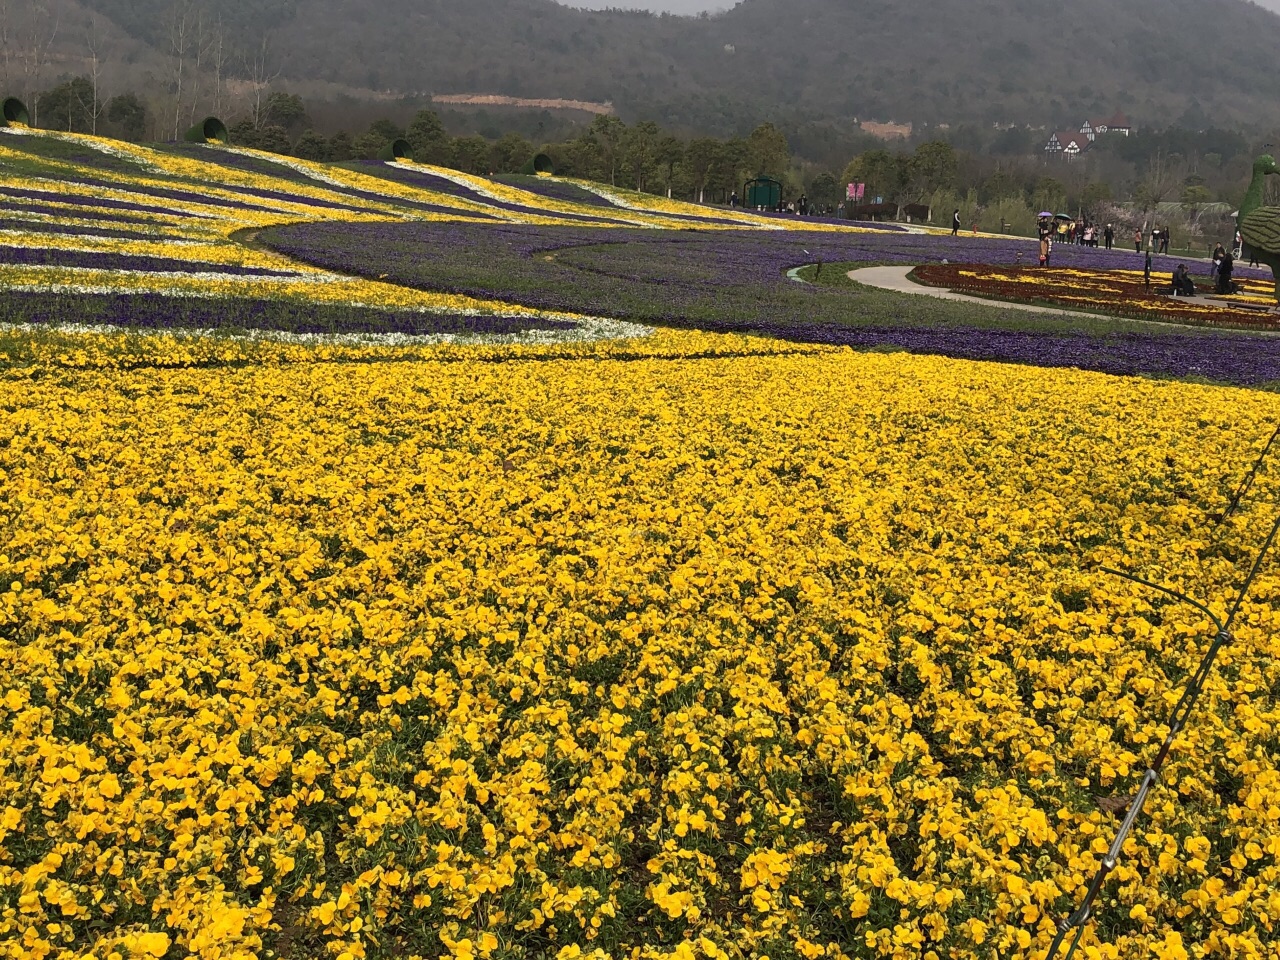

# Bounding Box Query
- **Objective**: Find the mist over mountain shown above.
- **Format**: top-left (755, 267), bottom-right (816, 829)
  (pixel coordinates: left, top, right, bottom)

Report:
top-left (52, 0), bottom-right (1280, 137)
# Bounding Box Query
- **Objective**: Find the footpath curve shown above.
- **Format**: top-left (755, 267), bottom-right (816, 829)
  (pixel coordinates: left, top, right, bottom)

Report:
top-left (847, 266), bottom-right (1089, 317)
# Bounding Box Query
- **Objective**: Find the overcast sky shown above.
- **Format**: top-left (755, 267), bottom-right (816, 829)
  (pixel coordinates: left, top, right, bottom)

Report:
top-left (559, 0), bottom-right (1280, 14)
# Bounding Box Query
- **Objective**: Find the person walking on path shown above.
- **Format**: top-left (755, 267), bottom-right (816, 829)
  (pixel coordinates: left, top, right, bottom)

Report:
top-left (1159, 228), bottom-right (1170, 255)
top-left (1134, 228), bottom-right (1143, 253)
top-left (952, 209), bottom-right (961, 236)
top-left (1104, 224), bottom-right (1114, 250)
top-left (1039, 234), bottom-right (1052, 267)
top-left (1144, 251), bottom-right (1152, 290)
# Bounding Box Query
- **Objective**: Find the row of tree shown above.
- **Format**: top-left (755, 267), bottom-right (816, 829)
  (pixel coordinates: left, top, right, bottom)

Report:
top-left (19, 76), bottom-right (1279, 242)
top-left (219, 101), bottom-right (801, 203)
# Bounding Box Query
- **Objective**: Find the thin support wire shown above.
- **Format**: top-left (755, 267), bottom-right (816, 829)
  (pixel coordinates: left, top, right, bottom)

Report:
top-left (1039, 511), bottom-right (1280, 960)
top-left (1214, 423), bottom-right (1280, 532)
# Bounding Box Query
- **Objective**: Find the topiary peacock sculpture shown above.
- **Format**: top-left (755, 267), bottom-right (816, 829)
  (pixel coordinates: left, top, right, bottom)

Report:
top-left (1238, 154), bottom-right (1280, 301)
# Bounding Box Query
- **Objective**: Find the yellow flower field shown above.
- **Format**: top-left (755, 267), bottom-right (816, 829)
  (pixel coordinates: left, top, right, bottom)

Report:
top-left (2, 331), bottom-right (1280, 960)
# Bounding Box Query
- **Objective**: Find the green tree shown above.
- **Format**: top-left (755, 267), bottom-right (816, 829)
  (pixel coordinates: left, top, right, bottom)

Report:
top-left (709, 139), bottom-right (747, 201)
top-left (1032, 176), bottom-right (1067, 214)
top-left (328, 132), bottom-right (355, 162)
top-left (745, 122), bottom-right (789, 178)
top-left (407, 109), bottom-right (451, 165)
top-left (589, 115), bottom-right (626, 185)
top-left (1180, 184), bottom-right (1212, 216)
top-left (257, 125), bottom-right (292, 155)
top-left (263, 93), bottom-right (309, 136)
top-left (980, 169), bottom-right (1026, 204)
top-left (450, 135), bottom-right (492, 175)
top-left (489, 133), bottom-right (533, 173)
top-left (368, 119), bottom-right (405, 143)
top-left (910, 141), bottom-right (958, 198)
top-left (979, 196), bottom-right (1038, 236)
top-left (1080, 181), bottom-right (1113, 212)
top-left (38, 77), bottom-right (98, 133)
top-left (621, 120), bottom-right (660, 192)
top-left (106, 93), bottom-right (148, 141)
top-left (808, 172), bottom-right (841, 210)
top-left (843, 150), bottom-right (908, 205)
top-left (684, 138), bottom-right (720, 203)
top-left (351, 132), bottom-right (387, 160)
top-left (655, 135), bottom-right (684, 198)
top-left (293, 130), bottom-right (329, 161)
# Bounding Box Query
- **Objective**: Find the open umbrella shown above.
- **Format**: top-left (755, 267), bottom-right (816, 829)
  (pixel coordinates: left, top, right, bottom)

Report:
top-left (1054, 213), bottom-right (1074, 221)
top-left (1038, 211), bottom-right (1053, 218)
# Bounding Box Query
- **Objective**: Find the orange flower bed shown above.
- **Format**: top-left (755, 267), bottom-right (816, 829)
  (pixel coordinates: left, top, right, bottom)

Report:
top-left (913, 263), bottom-right (1280, 330)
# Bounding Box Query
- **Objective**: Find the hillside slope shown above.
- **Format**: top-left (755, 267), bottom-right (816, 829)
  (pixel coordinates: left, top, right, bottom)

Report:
top-left (55, 0), bottom-right (1280, 132)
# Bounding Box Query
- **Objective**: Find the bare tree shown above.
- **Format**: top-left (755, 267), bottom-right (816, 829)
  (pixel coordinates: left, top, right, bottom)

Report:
top-left (243, 36), bottom-right (281, 129)
top-left (16, 1), bottom-right (59, 126)
top-left (165, 0), bottom-right (194, 140)
top-left (186, 6), bottom-right (212, 128)
top-left (209, 15), bottom-right (229, 118)
top-left (1134, 150), bottom-right (1185, 219)
top-left (0, 0), bottom-right (11, 94)
top-left (81, 14), bottom-right (107, 135)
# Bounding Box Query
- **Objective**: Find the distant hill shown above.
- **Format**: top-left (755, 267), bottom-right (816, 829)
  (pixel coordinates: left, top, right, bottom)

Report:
top-left (39, 0), bottom-right (1280, 135)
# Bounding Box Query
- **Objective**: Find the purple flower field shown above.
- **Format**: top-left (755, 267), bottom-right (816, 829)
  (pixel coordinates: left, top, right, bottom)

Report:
top-left (354, 163), bottom-right (623, 224)
top-left (1, 187), bottom-right (201, 219)
top-left (495, 176), bottom-right (619, 208)
top-left (731, 322), bottom-right (1280, 386)
top-left (0, 219), bottom-right (157, 241)
top-left (0, 290), bottom-right (573, 337)
top-left (0, 246), bottom-right (302, 277)
top-left (1, 201), bottom-right (164, 227)
top-left (259, 220), bottom-right (1280, 386)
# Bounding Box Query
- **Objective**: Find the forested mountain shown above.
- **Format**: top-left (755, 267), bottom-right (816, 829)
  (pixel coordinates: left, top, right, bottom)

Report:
top-left (22, 0), bottom-right (1280, 135)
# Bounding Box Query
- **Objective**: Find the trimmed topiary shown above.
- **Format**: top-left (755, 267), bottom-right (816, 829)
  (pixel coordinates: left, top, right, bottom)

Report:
top-left (522, 153), bottom-right (555, 176)
top-left (1, 97), bottom-right (30, 127)
top-left (184, 117), bottom-right (229, 143)
top-left (377, 138), bottom-right (413, 161)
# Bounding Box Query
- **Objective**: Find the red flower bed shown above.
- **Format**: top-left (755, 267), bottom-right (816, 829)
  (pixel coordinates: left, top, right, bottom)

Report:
top-left (912, 263), bottom-right (1280, 331)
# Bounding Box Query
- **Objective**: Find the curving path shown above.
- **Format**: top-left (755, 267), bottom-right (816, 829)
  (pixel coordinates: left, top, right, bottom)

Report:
top-left (848, 266), bottom-right (1089, 317)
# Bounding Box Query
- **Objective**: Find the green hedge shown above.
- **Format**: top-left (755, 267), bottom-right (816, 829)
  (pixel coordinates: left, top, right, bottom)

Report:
top-left (1, 97), bottom-right (30, 126)
top-left (522, 153), bottom-right (555, 175)
top-left (377, 138), bottom-right (413, 161)
top-left (184, 117), bottom-right (228, 143)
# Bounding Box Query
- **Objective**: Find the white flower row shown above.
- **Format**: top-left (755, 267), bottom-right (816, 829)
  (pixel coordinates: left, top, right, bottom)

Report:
top-left (1, 127), bottom-right (165, 173)
top-left (0, 310), bottom-right (651, 348)
top-left (564, 179), bottom-right (785, 231)
top-left (1, 265), bottom-right (339, 285)
top-left (0, 227), bottom-right (205, 248)
top-left (413, 164), bottom-right (656, 228)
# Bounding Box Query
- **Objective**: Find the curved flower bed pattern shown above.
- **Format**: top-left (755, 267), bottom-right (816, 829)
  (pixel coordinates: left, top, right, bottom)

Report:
top-left (0, 129), bottom-right (890, 340)
top-left (914, 263), bottom-right (1280, 330)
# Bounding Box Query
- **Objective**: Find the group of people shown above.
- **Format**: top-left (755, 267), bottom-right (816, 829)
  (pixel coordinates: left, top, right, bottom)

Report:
top-left (1034, 216), bottom-right (1120, 258)
top-left (1165, 243), bottom-right (1237, 298)
top-left (728, 191), bottom-right (835, 217)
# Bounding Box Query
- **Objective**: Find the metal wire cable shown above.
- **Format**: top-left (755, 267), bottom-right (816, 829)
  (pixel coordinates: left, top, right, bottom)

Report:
top-left (1038, 511), bottom-right (1280, 960)
top-left (1213, 423), bottom-right (1280, 533)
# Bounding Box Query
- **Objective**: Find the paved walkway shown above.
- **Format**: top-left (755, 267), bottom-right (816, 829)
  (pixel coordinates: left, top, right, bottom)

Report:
top-left (847, 266), bottom-right (1091, 317)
